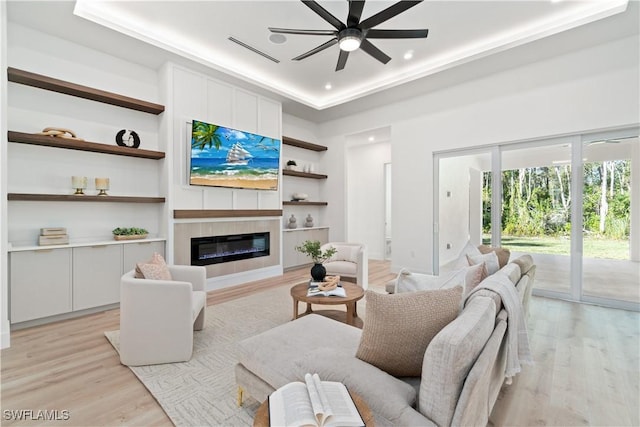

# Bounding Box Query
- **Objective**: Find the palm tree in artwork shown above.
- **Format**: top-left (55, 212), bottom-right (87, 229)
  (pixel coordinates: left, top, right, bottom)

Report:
top-left (192, 121), bottom-right (222, 150)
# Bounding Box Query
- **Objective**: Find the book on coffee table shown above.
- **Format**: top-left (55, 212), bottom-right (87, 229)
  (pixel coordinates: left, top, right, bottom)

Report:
top-left (268, 373), bottom-right (364, 427)
top-left (306, 285), bottom-right (346, 298)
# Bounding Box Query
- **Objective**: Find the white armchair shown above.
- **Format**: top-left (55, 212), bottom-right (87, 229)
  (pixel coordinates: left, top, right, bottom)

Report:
top-left (119, 264), bottom-right (207, 366)
top-left (321, 242), bottom-right (368, 290)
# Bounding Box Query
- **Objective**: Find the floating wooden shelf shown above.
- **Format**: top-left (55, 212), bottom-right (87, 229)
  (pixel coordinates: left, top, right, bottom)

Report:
top-left (8, 67), bottom-right (165, 115)
top-left (283, 201), bottom-right (328, 206)
top-left (283, 169), bottom-right (327, 179)
top-left (8, 194), bottom-right (165, 203)
top-left (282, 136), bottom-right (327, 152)
top-left (174, 209), bottom-right (283, 219)
top-left (8, 131), bottom-right (165, 160)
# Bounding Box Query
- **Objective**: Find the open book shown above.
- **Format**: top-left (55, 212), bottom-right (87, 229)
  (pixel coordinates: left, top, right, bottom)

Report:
top-left (268, 373), bottom-right (364, 427)
top-left (306, 285), bottom-right (346, 297)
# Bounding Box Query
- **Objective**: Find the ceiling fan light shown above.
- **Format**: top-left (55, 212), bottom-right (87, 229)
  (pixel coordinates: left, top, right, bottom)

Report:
top-left (338, 28), bottom-right (362, 52)
top-left (339, 36), bottom-right (361, 52)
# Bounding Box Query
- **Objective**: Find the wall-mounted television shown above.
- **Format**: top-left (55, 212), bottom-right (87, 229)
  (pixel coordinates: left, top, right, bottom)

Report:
top-left (189, 119), bottom-right (280, 191)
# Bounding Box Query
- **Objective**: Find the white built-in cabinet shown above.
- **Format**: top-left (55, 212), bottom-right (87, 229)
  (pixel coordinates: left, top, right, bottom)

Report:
top-left (6, 67), bottom-right (167, 326)
top-left (10, 240), bottom-right (165, 324)
top-left (9, 248), bottom-right (72, 323)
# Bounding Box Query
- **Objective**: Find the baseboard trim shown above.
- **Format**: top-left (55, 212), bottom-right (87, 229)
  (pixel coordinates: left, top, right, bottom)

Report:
top-left (1, 329), bottom-right (11, 349)
top-left (205, 265), bottom-right (284, 291)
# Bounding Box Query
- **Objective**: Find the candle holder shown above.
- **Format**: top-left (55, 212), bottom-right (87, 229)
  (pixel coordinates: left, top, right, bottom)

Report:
top-left (71, 176), bottom-right (87, 195)
top-left (95, 178), bottom-right (110, 196)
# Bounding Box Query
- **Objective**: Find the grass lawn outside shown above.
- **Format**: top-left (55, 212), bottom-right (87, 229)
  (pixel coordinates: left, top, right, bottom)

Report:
top-left (483, 234), bottom-right (630, 260)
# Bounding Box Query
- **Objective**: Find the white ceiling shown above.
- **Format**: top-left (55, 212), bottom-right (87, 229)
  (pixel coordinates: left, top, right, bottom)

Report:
top-left (6, 0), bottom-right (639, 122)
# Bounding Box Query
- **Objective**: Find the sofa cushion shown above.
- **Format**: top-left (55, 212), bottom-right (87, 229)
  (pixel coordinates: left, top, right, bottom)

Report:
top-left (478, 244), bottom-right (511, 268)
top-left (323, 260), bottom-right (356, 276)
top-left (355, 287), bottom-right (462, 377)
top-left (326, 244), bottom-right (358, 262)
top-left (294, 349), bottom-right (420, 426)
top-left (419, 295), bottom-right (496, 427)
top-left (501, 263), bottom-right (522, 285)
top-left (237, 314), bottom-right (361, 390)
top-left (511, 254), bottom-right (535, 275)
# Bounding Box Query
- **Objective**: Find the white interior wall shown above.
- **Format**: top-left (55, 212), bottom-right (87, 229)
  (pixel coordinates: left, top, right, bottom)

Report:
top-left (346, 141), bottom-right (391, 260)
top-left (318, 34), bottom-right (639, 274)
top-left (438, 154), bottom-right (486, 267)
top-left (169, 65), bottom-right (282, 213)
top-left (1, 1), bottom-right (10, 349)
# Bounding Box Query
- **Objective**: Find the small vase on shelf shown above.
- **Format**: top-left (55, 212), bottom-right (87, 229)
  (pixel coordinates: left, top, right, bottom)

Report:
top-left (304, 214), bottom-right (314, 228)
top-left (287, 214), bottom-right (298, 229)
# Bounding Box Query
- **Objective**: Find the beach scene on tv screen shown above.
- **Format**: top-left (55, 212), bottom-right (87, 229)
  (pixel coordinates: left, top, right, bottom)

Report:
top-left (190, 120), bottom-right (280, 190)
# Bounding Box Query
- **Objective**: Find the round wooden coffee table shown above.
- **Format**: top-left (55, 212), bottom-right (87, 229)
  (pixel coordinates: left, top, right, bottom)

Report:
top-left (290, 282), bottom-right (365, 328)
top-left (253, 390), bottom-right (374, 427)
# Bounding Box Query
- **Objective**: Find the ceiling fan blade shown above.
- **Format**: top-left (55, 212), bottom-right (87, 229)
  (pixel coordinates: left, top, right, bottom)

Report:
top-left (366, 28), bottom-right (429, 39)
top-left (269, 27), bottom-right (337, 36)
top-left (347, 1), bottom-right (366, 27)
top-left (336, 50), bottom-right (350, 71)
top-left (359, 1), bottom-right (423, 30)
top-left (292, 38), bottom-right (338, 61)
top-left (302, 0), bottom-right (345, 31)
top-left (359, 39), bottom-right (391, 64)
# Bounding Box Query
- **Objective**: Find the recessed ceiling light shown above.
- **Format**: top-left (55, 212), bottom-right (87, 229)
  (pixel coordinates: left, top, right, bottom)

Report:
top-left (368, 136), bottom-right (375, 142)
top-left (325, 83), bottom-right (332, 90)
top-left (269, 33), bottom-right (287, 44)
top-left (403, 50), bottom-right (414, 60)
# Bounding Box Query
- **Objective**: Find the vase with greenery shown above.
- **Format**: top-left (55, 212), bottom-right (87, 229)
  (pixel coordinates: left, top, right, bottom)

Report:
top-left (295, 240), bottom-right (337, 282)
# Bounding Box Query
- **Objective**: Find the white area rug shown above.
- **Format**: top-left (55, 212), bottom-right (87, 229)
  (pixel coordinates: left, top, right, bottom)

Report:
top-left (105, 285), bottom-right (296, 426)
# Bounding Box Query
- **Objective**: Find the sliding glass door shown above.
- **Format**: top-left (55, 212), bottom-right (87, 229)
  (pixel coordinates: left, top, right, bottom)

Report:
top-left (581, 135), bottom-right (639, 308)
top-left (434, 128), bottom-right (639, 310)
top-left (500, 139), bottom-right (575, 297)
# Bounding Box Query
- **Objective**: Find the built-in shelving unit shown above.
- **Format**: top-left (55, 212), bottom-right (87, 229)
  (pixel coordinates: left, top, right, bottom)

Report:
top-left (8, 131), bottom-right (165, 159)
top-left (282, 169), bottom-right (327, 179)
top-left (6, 67), bottom-right (168, 326)
top-left (282, 201), bottom-right (328, 206)
top-left (7, 67), bottom-right (165, 114)
top-left (282, 136), bottom-right (327, 152)
top-left (8, 194), bottom-right (165, 203)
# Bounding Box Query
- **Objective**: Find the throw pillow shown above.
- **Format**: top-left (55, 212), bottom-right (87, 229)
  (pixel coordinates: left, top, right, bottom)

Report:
top-left (478, 244), bottom-right (511, 268)
top-left (467, 251), bottom-right (500, 275)
top-left (135, 252), bottom-right (172, 280)
top-left (355, 287), bottom-right (463, 377)
top-left (462, 262), bottom-right (487, 295)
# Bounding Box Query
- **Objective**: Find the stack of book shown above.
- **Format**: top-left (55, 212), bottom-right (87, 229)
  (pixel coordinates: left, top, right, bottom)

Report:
top-left (38, 227), bottom-right (69, 246)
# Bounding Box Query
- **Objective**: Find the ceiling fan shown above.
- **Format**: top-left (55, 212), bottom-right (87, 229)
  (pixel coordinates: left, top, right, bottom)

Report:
top-left (269, 0), bottom-right (429, 71)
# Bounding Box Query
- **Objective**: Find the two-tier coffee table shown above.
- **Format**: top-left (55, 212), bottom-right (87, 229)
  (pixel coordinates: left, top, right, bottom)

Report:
top-left (290, 282), bottom-right (364, 328)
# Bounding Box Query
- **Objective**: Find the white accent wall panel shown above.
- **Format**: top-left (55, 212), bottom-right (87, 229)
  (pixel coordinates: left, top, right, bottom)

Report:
top-left (169, 64), bottom-right (282, 212)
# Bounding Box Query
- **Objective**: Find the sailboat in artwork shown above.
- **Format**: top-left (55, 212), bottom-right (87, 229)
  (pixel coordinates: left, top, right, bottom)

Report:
top-left (226, 142), bottom-right (253, 165)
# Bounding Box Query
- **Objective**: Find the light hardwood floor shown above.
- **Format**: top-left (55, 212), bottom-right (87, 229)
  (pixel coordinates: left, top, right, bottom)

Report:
top-left (1, 260), bottom-right (638, 426)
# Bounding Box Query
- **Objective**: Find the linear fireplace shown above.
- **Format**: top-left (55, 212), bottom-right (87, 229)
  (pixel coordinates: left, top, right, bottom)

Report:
top-left (191, 232), bottom-right (270, 266)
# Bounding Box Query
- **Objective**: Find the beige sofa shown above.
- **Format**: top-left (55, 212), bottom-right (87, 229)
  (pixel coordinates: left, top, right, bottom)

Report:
top-left (235, 254), bottom-right (535, 426)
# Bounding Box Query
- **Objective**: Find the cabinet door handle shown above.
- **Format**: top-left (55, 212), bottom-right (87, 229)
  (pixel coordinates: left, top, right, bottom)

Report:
top-left (91, 245), bottom-right (108, 249)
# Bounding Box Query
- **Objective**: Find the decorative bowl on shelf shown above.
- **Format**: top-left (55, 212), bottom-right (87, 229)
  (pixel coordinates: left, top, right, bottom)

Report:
top-left (113, 234), bottom-right (148, 241)
top-left (112, 227), bottom-right (149, 241)
top-left (291, 193), bottom-right (308, 201)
